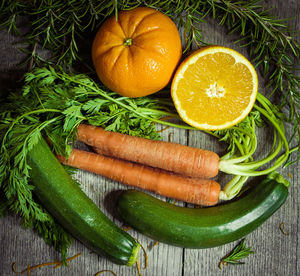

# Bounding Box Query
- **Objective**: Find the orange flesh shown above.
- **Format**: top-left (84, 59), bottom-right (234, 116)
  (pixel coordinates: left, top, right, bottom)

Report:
top-left (176, 52), bottom-right (254, 126)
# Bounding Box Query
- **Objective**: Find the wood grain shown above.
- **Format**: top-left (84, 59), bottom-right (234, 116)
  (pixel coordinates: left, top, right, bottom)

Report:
top-left (0, 1), bottom-right (299, 275)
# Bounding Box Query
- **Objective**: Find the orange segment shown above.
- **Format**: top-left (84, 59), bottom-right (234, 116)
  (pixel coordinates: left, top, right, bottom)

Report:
top-left (171, 46), bottom-right (258, 130)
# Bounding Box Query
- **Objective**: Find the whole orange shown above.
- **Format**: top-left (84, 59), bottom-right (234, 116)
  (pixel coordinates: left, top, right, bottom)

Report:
top-left (91, 7), bottom-right (182, 97)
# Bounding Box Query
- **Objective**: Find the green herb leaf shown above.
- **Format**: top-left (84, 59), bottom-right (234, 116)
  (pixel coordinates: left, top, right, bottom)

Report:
top-left (219, 238), bottom-right (255, 269)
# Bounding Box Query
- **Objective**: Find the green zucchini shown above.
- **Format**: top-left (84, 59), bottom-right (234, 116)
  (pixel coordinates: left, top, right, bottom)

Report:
top-left (116, 173), bottom-right (289, 248)
top-left (27, 138), bottom-right (140, 265)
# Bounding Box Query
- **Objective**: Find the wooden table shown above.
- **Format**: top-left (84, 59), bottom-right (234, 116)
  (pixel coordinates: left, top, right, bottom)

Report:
top-left (0, 1), bottom-right (299, 275)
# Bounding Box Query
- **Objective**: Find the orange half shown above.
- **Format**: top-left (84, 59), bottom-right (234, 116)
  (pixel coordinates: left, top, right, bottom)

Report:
top-left (171, 46), bottom-right (258, 130)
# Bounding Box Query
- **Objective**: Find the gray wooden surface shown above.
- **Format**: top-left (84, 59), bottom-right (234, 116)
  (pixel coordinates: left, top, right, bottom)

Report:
top-left (0, 1), bottom-right (299, 275)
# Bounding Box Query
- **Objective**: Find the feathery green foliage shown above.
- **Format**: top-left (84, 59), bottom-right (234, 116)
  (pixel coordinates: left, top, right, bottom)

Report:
top-left (219, 238), bottom-right (255, 268)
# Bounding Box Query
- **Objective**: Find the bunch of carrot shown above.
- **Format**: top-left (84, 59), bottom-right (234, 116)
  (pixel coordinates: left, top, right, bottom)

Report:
top-left (57, 124), bottom-right (222, 206)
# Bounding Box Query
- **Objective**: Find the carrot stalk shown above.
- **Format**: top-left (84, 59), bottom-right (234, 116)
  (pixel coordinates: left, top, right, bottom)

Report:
top-left (77, 124), bottom-right (220, 179)
top-left (57, 149), bottom-right (221, 206)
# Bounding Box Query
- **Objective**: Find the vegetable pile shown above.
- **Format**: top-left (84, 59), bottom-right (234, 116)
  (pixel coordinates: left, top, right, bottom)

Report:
top-left (0, 0), bottom-right (299, 270)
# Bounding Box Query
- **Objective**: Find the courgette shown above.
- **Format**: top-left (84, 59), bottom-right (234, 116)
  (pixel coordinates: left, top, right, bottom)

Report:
top-left (27, 138), bottom-right (140, 265)
top-left (116, 173), bottom-right (289, 248)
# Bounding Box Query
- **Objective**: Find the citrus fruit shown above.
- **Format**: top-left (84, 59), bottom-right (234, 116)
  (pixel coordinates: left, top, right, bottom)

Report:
top-left (92, 7), bottom-right (182, 98)
top-left (171, 46), bottom-right (258, 130)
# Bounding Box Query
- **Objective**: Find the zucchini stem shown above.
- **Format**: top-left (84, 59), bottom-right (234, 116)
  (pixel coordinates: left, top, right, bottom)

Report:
top-left (127, 243), bottom-right (141, 266)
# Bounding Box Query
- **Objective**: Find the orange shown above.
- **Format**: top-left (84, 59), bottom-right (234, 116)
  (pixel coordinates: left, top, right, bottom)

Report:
top-left (171, 46), bottom-right (258, 130)
top-left (92, 7), bottom-right (182, 97)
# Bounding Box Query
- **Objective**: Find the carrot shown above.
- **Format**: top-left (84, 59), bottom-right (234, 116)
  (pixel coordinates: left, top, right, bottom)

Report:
top-left (57, 149), bottom-right (221, 206)
top-left (76, 124), bottom-right (220, 179)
